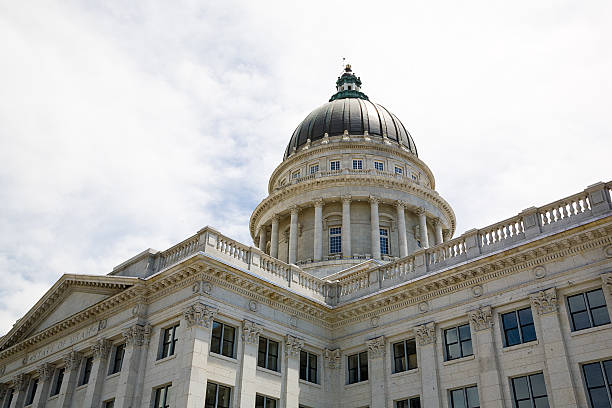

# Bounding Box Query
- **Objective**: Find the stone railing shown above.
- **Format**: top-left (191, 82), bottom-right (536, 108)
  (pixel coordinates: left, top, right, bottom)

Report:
top-left (278, 167), bottom-right (421, 191)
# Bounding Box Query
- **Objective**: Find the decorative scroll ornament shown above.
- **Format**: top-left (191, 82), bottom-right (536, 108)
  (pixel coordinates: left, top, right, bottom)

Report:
top-left (415, 322), bottom-right (436, 346)
top-left (122, 324), bottom-right (152, 347)
top-left (602, 272), bottom-right (612, 295)
top-left (92, 339), bottom-right (112, 361)
top-left (63, 350), bottom-right (82, 372)
top-left (12, 373), bottom-right (29, 391)
top-left (366, 336), bottom-right (386, 358)
top-left (285, 335), bottom-right (304, 357)
top-left (530, 288), bottom-right (558, 315)
top-left (242, 320), bottom-right (263, 344)
top-left (183, 303), bottom-right (218, 328)
top-left (37, 363), bottom-right (55, 382)
top-left (324, 348), bottom-right (341, 369)
top-left (469, 306), bottom-right (494, 331)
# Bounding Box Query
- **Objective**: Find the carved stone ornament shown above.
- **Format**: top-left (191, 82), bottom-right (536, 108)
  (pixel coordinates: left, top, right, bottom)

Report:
top-left (323, 348), bottom-right (341, 369)
top-left (98, 319), bottom-right (107, 331)
top-left (469, 306), bottom-right (494, 331)
top-left (415, 322), bottom-right (436, 346)
top-left (192, 280), bottom-right (213, 295)
top-left (122, 323), bottom-right (152, 347)
top-left (418, 301), bottom-right (429, 313)
top-left (366, 336), bottom-right (386, 358)
top-left (533, 266), bottom-right (546, 279)
top-left (248, 300), bottom-right (258, 312)
top-left (289, 315), bottom-right (298, 328)
top-left (471, 285), bottom-right (483, 297)
top-left (530, 288), bottom-right (558, 315)
top-left (63, 350), bottom-right (82, 372)
top-left (242, 320), bottom-right (263, 344)
top-left (285, 335), bottom-right (304, 357)
top-left (604, 244), bottom-right (612, 258)
top-left (37, 363), bottom-right (55, 382)
top-left (12, 373), bottom-right (29, 391)
top-left (92, 339), bottom-right (112, 361)
top-left (0, 365), bottom-right (5, 376)
top-left (183, 303), bottom-right (218, 328)
top-left (370, 316), bottom-right (380, 328)
top-left (602, 273), bottom-right (612, 295)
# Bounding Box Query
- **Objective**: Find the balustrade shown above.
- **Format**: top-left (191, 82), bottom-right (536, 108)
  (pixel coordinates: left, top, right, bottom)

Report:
top-left (539, 192), bottom-right (590, 227)
top-left (479, 216), bottom-right (524, 250)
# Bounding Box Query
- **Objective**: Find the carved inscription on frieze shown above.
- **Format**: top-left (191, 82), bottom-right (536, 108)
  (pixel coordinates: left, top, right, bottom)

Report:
top-left (26, 324), bottom-right (99, 364)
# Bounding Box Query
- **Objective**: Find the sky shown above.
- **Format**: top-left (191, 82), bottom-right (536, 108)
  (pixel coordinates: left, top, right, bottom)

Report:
top-left (0, 0), bottom-right (610, 336)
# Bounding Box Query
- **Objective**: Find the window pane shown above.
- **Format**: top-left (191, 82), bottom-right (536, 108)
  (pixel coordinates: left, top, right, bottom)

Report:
top-left (518, 308), bottom-right (534, 325)
top-left (588, 387), bottom-right (611, 408)
top-left (309, 354), bottom-right (317, 382)
top-left (459, 325), bottom-right (471, 341)
top-left (466, 386), bottom-right (480, 408)
top-left (267, 398), bottom-right (277, 408)
top-left (256, 395), bottom-right (265, 408)
top-left (257, 338), bottom-right (267, 368)
top-left (505, 328), bottom-right (521, 346)
top-left (359, 351), bottom-right (369, 381)
top-left (512, 377), bottom-right (530, 400)
top-left (572, 310), bottom-right (592, 331)
top-left (529, 373), bottom-right (547, 398)
top-left (533, 397), bottom-right (550, 408)
top-left (393, 342), bottom-right (405, 372)
top-left (502, 312), bottom-right (518, 329)
top-left (446, 328), bottom-right (458, 344)
top-left (450, 389), bottom-right (467, 408)
top-left (217, 385), bottom-right (231, 408)
top-left (568, 294), bottom-right (587, 312)
top-left (461, 339), bottom-right (473, 357)
top-left (300, 351), bottom-right (308, 380)
top-left (591, 307), bottom-right (611, 326)
top-left (603, 360), bottom-right (612, 385)
top-left (584, 363), bottom-right (606, 387)
top-left (408, 353), bottom-right (418, 370)
top-left (205, 383), bottom-right (216, 408)
top-left (587, 289), bottom-right (607, 308)
top-left (348, 354), bottom-right (357, 371)
top-left (211, 322), bottom-right (222, 354)
top-left (410, 397), bottom-right (421, 408)
top-left (517, 401), bottom-right (531, 408)
top-left (447, 343), bottom-right (461, 360)
top-left (222, 326), bottom-right (235, 357)
top-left (521, 324), bottom-right (537, 343)
top-left (268, 341), bottom-right (279, 371)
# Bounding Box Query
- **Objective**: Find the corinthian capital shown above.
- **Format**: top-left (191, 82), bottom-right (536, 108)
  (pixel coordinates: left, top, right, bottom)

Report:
top-left (122, 323), bottom-right (152, 347)
top-left (37, 363), bottom-right (55, 382)
top-left (313, 198), bottom-right (324, 208)
top-left (530, 288), bottom-right (558, 315)
top-left (341, 195), bottom-right (352, 204)
top-left (366, 336), bottom-right (386, 358)
top-left (285, 335), bottom-right (304, 357)
top-left (290, 205), bottom-right (300, 216)
top-left (415, 322), bottom-right (436, 346)
top-left (469, 306), bottom-right (494, 331)
top-left (415, 207), bottom-right (426, 217)
top-left (92, 339), bottom-right (112, 361)
top-left (183, 302), bottom-right (218, 328)
top-left (242, 320), bottom-right (263, 344)
top-left (63, 350), bottom-right (82, 372)
top-left (368, 195), bottom-right (380, 205)
top-left (12, 373), bottom-right (29, 391)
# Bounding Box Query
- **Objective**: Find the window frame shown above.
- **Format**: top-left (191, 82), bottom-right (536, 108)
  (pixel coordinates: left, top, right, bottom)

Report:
top-left (205, 381), bottom-right (231, 408)
top-left (24, 377), bottom-right (38, 406)
top-left (103, 399), bottom-right (115, 408)
top-left (291, 170), bottom-right (301, 180)
top-left (329, 226), bottom-right (342, 254)
top-left (329, 160), bottom-right (341, 172)
top-left (380, 228), bottom-right (390, 255)
top-left (396, 397), bottom-right (421, 408)
top-left (444, 324), bottom-right (473, 361)
top-left (299, 350), bottom-right (318, 384)
top-left (256, 394), bottom-right (278, 408)
top-left (78, 355), bottom-right (94, 386)
top-left (510, 372), bottom-right (549, 408)
top-left (108, 343), bottom-right (125, 375)
top-left (392, 338), bottom-right (418, 373)
top-left (158, 323), bottom-right (180, 360)
top-left (257, 336), bottom-right (280, 372)
top-left (567, 288), bottom-right (611, 332)
top-left (153, 383), bottom-right (172, 408)
top-left (347, 351), bottom-right (368, 384)
top-left (210, 320), bottom-right (236, 359)
top-left (501, 307), bottom-right (537, 347)
top-left (374, 161), bottom-right (384, 171)
top-left (352, 159), bottom-right (363, 170)
top-left (309, 163), bottom-right (319, 175)
top-left (394, 166), bottom-right (404, 175)
top-left (50, 367), bottom-right (65, 396)
top-left (449, 385), bottom-right (480, 408)
top-left (582, 359), bottom-right (612, 408)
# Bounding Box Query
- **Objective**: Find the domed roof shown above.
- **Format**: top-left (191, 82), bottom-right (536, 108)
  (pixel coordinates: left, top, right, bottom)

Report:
top-left (284, 65), bottom-right (418, 159)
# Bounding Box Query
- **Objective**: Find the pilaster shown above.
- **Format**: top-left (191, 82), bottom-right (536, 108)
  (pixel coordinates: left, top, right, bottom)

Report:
top-left (56, 350), bottom-right (81, 408)
top-left (313, 201), bottom-right (323, 262)
top-left (271, 215), bottom-right (280, 259)
top-left (366, 336), bottom-right (387, 408)
top-left (585, 182), bottom-right (612, 215)
top-left (289, 207), bottom-right (299, 264)
top-left (520, 207), bottom-right (542, 239)
top-left (114, 323), bottom-right (152, 408)
top-left (323, 349), bottom-right (341, 408)
top-left (414, 322), bottom-right (440, 407)
top-left (369, 196), bottom-right (381, 259)
top-left (342, 196), bottom-right (352, 259)
top-left (82, 338), bottom-right (112, 408)
top-left (238, 320), bottom-right (263, 408)
top-left (9, 373), bottom-right (29, 408)
top-left (396, 201), bottom-right (408, 258)
top-left (32, 362), bottom-right (54, 408)
top-left (283, 335), bottom-right (304, 408)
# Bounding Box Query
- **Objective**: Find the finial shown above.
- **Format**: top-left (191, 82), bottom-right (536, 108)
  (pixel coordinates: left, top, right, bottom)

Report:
top-left (345, 63), bottom-right (352, 72)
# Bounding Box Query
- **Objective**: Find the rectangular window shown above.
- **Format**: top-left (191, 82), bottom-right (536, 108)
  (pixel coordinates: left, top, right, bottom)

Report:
top-left (205, 382), bottom-right (231, 408)
top-left (411, 173), bottom-right (418, 181)
top-left (309, 164), bottom-right (319, 174)
top-left (104, 400), bottom-right (115, 408)
top-left (450, 386), bottom-right (480, 408)
top-left (352, 159), bottom-right (363, 170)
top-left (109, 344), bottom-right (125, 375)
top-left (159, 323), bottom-right (179, 360)
top-left (256, 395), bottom-right (278, 408)
top-left (347, 351), bottom-right (368, 384)
top-left (300, 351), bottom-right (318, 384)
top-left (24, 378), bottom-right (38, 406)
top-left (567, 288), bottom-right (610, 331)
top-left (374, 161), bottom-right (384, 171)
top-left (380, 228), bottom-right (389, 255)
top-left (330, 160), bottom-right (340, 171)
top-left (444, 324), bottom-right (473, 361)
top-left (393, 339), bottom-right (417, 373)
top-left (396, 398), bottom-right (420, 408)
top-left (50, 367), bottom-right (65, 396)
top-left (394, 166), bottom-right (403, 175)
top-left (79, 356), bottom-right (94, 386)
top-left (329, 227), bottom-right (342, 254)
top-left (501, 307), bottom-right (537, 347)
top-left (153, 384), bottom-right (172, 408)
top-left (292, 170), bottom-right (300, 179)
top-left (511, 373), bottom-right (549, 408)
top-left (211, 321), bottom-right (236, 358)
top-left (3, 389), bottom-right (14, 408)
top-left (257, 337), bottom-right (280, 372)
top-left (583, 359), bottom-right (612, 408)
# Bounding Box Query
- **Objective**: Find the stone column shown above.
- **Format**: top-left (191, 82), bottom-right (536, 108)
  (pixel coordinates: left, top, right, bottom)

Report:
top-left (271, 215), bottom-right (280, 259)
top-left (416, 207), bottom-right (430, 249)
top-left (9, 373), bottom-right (29, 408)
top-left (530, 288), bottom-right (578, 407)
top-left (258, 226), bottom-right (267, 252)
top-left (32, 363), bottom-right (54, 408)
top-left (396, 201), bottom-right (408, 258)
top-left (369, 196), bottom-right (381, 259)
top-left (468, 307), bottom-right (506, 408)
top-left (433, 218), bottom-right (444, 246)
top-left (313, 200), bottom-right (323, 262)
top-left (366, 336), bottom-right (387, 408)
top-left (323, 349), bottom-right (341, 408)
top-left (175, 302), bottom-right (218, 408)
top-left (82, 339), bottom-right (112, 408)
top-left (288, 207), bottom-right (299, 264)
top-left (0, 384), bottom-right (9, 408)
top-left (114, 324), bottom-right (151, 408)
top-left (238, 320), bottom-right (263, 408)
top-left (56, 351), bottom-right (82, 408)
top-left (283, 335), bottom-right (304, 408)
top-left (342, 196), bottom-right (352, 259)
top-left (415, 323), bottom-right (441, 408)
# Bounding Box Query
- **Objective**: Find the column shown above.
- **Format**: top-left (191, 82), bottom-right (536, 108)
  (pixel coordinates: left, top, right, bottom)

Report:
top-left (56, 351), bottom-right (81, 408)
top-left (468, 307), bottom-right (506, 408)
top-left (271, 215), bottom-right (280, 259)
top-left (313, 201), bottom-right (323, 262)
top-left (238, 320), bottom-right (263, 407)
top-left (415, 323), bottom-right (441, 408)
top-left (323, 349), bottom-right (341, 408)
top-left (416, 207), bottom-right (430, 249)
top-left (258, 226), bottom-right (267, 252)
top-left (369, 196), bottom-right (381, 259)
top-left (342, 196), bottom-right (352, 259)
top-left (114, 323), bottom-right (152, 408)
top-left (396, 201), bottom-right (408, 258)
top-left (530, 289), bottom-right (578, 407)
top-left (175, 302), bottom-right (218, 408)
top-left (32, 363), bottom-right (54, 408)
top-left (8, 373), bottom-right (29, 408)
top-left (288, 206), bottom-right (299, 264)
top-left (82, 339), bottom-right (112, 408)
top-left (366, 336), bottom-right (387, 408)
top-left (283, 335), bottom-right (304, 408)
top-left (434, 218), bottom-right (444, 246)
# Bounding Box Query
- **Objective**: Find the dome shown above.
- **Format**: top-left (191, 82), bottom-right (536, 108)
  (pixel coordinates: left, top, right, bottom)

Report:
top-left (283, 65), bottom-right (418, 159)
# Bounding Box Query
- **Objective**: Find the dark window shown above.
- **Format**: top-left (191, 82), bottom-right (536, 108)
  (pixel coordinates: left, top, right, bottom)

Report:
top-left (330, 161), bottom-right (340, 171)
top-left (256, 394), bottom-right (277, 408)
top-left (352, 159), bottom-right (363, 170)
top-left (24, 378), bottom-right (38, 406)
top-left (159, 324), bottom-right (179, 360)
top-left (444, 324), bottom-right (473, 361)
top-left (299, 351), bottom-right (318, 383)
top-left (396, 397), bottom-right (421, 408)
top-left (205, 382), bottom-right (231, 408)
top-left (347, 351), bottom-right (368, 384)
top-left (374, 161), bottom-right (384, 171)
top-left (211, 321), bottom-right (236, 358)
top-left (50, 367), bottom-right (65, 396)
top-left (109, 344), bottom-right (125, 375)
top-left (393, 339), bottom-right (418, 373)
top-left (582, 359), bottom-right (612, 408)
top-left (568, 289), bottom-right (610, 331)
top-left (257, 337), bottom-right (279, 372)
top-left (153, 384), bottom-right (171, 408)
top-left (380, 228), bottom-right (389, 255)
top-left (501, 307), bottom-right (537, 347)
top-left (329, 227), bottom-right (342, 254)
top-left (450, 386), bottom-right (480, 408)
top-left (511, 373), bottom-right (549, 408)
top-left (79, 356), bottom-right (94, 386)
top-left (104, 399), bottom-right (115, 408)
top-left (4, 389), bottom-right (14, 408)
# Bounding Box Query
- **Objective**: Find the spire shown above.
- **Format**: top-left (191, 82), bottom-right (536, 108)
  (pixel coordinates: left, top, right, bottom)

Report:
top-left (329, 64), bottom-right (369, 102)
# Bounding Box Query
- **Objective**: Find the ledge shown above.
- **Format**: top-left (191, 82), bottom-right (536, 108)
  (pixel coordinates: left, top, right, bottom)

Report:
top-left (154, 353), bottom-right (177, 365)
top-left (209, 352), bottom-right (238, 364)
top-left (299, 379), bottom-right (321, 388)
top-left (442, 354), bottom-right (475, 366)
top-left (344, 379), bottom-right (369, 389)
top-left (105, 372), bottom-right (121, 380)
top-left (502, 340), bottom-right (539, 352)
top-left (390, 367), bottom-right (419, 379)
top-left (570, 323), bottom-right (612, 338)
top-left (256, 366), bottom-right (282, 377)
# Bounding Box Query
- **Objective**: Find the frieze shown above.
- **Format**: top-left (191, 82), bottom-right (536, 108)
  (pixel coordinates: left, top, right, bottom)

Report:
top-left (415, 322), bottom-right (436, 346)
top-left (23, 323), bottom-right (99, 365)
top-left (366, 336), bottom-right (385, 358)
top-left (285, 335), bottom-right (304, 357)
top-left (323, 348), bottom-right (341, 369)
top-left (242, 320), bottom-right (263, 344)
top-left (469, 306), bottom-right (493, 331)
top-left (530, 288), bottom-right (558, 315)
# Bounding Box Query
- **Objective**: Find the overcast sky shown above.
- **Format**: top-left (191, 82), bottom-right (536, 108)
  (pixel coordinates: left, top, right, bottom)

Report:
top-left (0, 1), bottom-right (610, 336)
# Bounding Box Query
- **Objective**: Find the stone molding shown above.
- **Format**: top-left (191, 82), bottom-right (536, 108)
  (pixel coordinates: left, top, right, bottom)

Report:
top-left (122, 324), bottom-right (152, 347)
top-left (602, 272), bottom-right (612, 295)
top-left (313, 199), bottom-right (324, 208)
top-left (366, 336), bottom-right (385, 358)
top-left (37, 362), bottom-right (55, 381)
top-left (530, 288), bottom-right (558, 315)
top-left (241, 320), bottom-right (263, 344)
top-left (290, 206), bottom-right (300, 216)
top-left (368, 195), bottom-right (380, 205)
top-left (183, 302), bottom-right (218, 328)
top-left (12, 373), bottom-right (29, 391)
top-left (92, 339), bottom-right (112, 361)
top-left (0, 383), bottom-right (7, 400)
top-left (396, 200), bottom-right (407, 209)
top-left (63, 350), bottom-right (82, 372)
top-left (415, 207), bottom-right (426, 216)
top-left (323, 348), bottom-right (341, 369)
top-left (284, 335), bottom-right (304, 357)
top-left (415, 322), bottom-right (436, 346)
top-left (469, 306), bottom-right (494, 331)
top-left (341, 195), bottom-right (352, 204)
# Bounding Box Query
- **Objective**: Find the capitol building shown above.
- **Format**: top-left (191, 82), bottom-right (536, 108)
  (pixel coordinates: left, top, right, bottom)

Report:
top-left (1, 66), bottom-right (611, 408)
